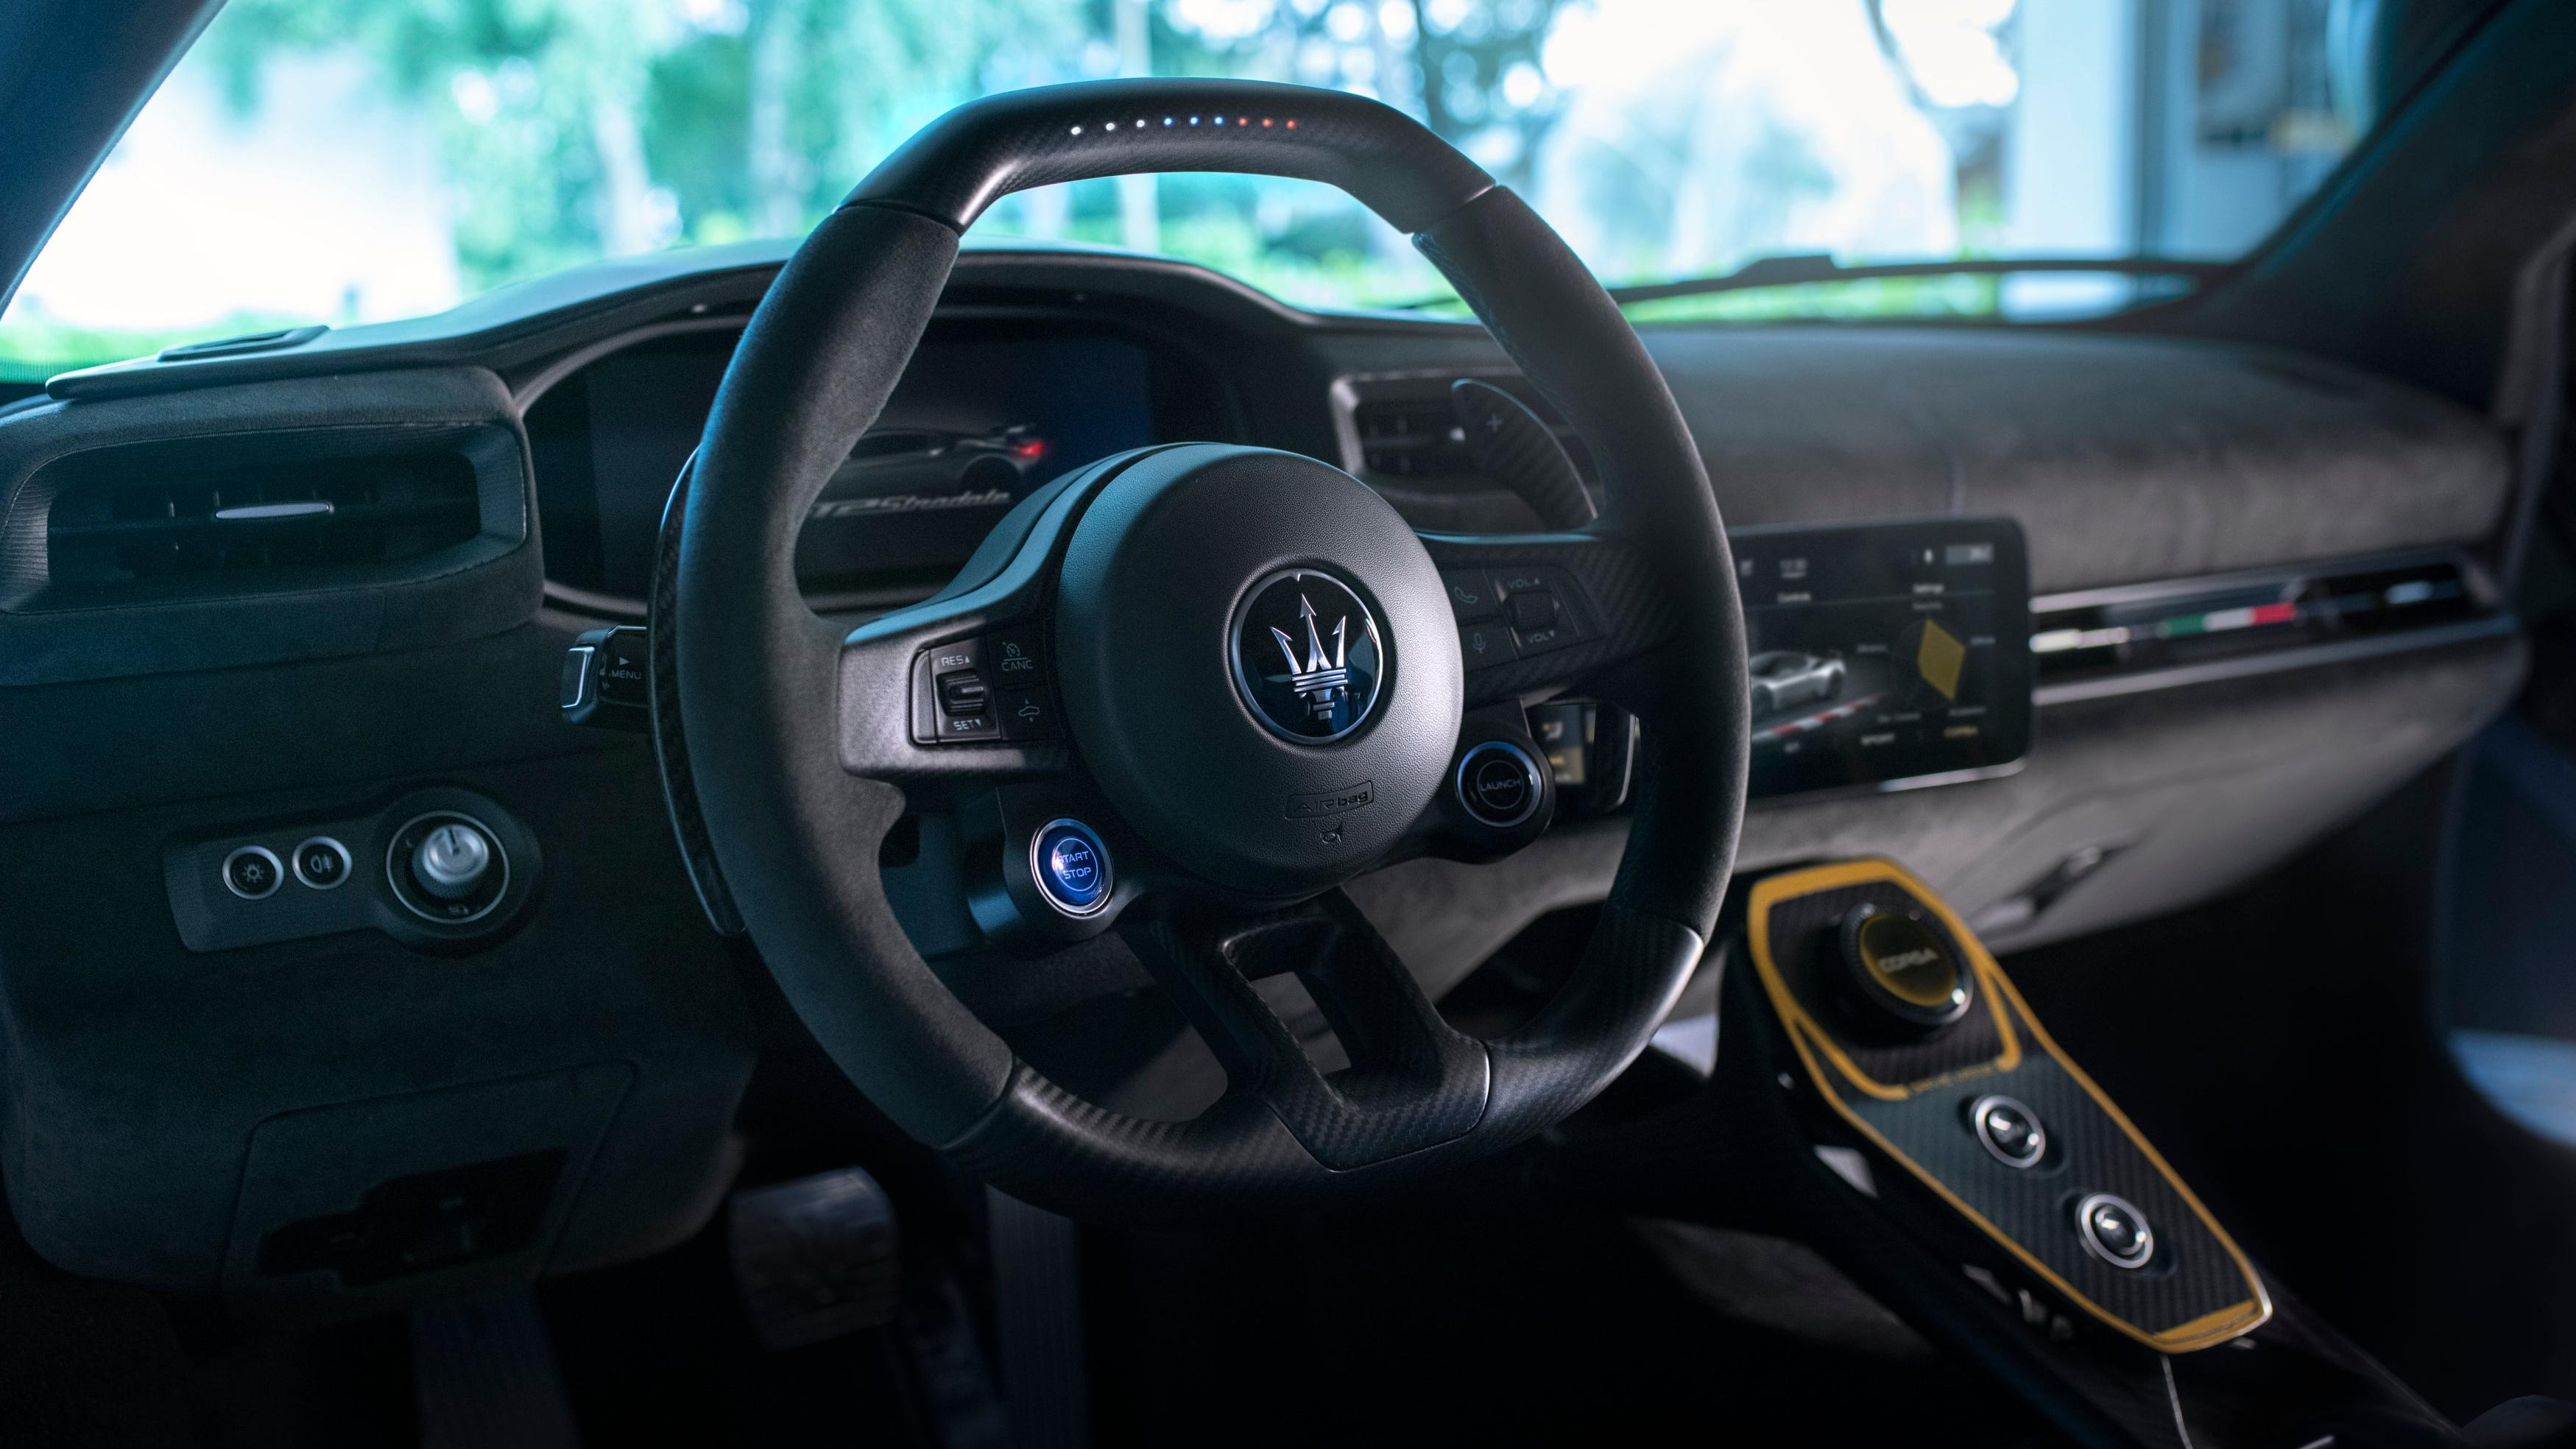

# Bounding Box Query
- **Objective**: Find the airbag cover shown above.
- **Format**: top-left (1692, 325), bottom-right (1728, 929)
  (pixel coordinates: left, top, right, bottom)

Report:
top-left (1055, 445), bottom-right (1461, 895)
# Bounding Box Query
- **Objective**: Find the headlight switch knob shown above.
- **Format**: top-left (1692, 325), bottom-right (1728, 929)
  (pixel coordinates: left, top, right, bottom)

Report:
top-left (414, 821), bottom-right (494, 900)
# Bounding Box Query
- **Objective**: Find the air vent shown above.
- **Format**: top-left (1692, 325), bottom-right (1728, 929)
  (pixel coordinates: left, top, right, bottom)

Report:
top-left (1, 423), bottom-right (522, 615)
top-left (1355, 397), bottom-right (1470, 477)
top-left (2030, 551), bottom-right (2486, 685)
top-left (37, 446), bottom-right (486, 602)
top-left (1348, 379), bottom-right (1589, 481)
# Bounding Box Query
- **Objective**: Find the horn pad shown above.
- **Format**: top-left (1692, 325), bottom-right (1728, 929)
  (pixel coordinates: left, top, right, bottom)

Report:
top-left (1054, 445), bottom-right (1464, 897)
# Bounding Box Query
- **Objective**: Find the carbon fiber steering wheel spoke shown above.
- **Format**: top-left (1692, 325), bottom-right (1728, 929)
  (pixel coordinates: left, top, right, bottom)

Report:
top-left (1419, 525), bottom-right (1680, 712)
top-left (1123, 889), bottom-right (1490, 1170)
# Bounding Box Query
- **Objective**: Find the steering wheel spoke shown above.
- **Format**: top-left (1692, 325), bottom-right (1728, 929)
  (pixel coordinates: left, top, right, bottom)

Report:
top-left (834, 467), bottom-right (1107, 782)
top-left (1419, 526), bottom-right (1681, 712)
top-left (1125, 889), bottom-right (1488, 1170)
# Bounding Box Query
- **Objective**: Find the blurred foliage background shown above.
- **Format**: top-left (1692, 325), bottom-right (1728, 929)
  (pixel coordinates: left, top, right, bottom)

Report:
top-left (0, 1), bottom-right (2363, 378)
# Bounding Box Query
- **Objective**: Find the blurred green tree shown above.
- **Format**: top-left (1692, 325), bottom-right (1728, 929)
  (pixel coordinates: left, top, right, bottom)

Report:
top-left (189, 0), bottom-right (1580, 303)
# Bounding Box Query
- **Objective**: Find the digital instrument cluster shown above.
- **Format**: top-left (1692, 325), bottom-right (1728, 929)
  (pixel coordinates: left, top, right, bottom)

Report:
top-left (530, 322), bottom-right (1173, 602)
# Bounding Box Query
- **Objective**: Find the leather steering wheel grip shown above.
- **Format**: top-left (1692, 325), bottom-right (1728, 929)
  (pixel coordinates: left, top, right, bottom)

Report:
top-left (673, 78), bottom-right (1748, 1219)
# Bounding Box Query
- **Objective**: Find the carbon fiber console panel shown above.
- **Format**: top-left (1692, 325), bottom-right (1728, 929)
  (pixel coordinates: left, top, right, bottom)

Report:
top-left (1746, 859), bottom-right (2269, 1353)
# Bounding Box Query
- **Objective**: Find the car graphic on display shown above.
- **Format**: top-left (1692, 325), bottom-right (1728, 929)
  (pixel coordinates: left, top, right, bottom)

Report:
top-left (1748, 649), bottom-right (1846, 717)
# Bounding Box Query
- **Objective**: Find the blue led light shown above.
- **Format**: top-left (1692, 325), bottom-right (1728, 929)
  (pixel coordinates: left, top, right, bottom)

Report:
top-left (1031, 820), bottom-right (1112, 915)
top-left (1189, 115), bottom-right (1200, 124)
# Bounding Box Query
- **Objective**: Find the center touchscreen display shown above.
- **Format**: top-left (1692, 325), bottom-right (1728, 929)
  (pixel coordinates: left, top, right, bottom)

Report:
top-left (1732, 518), bottom-right (2031, 799)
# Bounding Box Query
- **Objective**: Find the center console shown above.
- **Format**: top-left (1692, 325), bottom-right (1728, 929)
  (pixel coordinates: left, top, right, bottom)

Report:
top-left (1743, 859), bottom-right (2268, 1353)
top-left (1543, 859), bottom-right (2468, 1448)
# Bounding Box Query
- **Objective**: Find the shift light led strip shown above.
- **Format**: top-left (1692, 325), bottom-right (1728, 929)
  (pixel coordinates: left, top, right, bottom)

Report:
top-left (1069, 115), bottom-right (1300, 135)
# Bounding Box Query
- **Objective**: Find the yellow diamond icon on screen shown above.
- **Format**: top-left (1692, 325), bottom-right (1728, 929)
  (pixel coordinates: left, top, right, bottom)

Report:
top-left (1916, 619), bottom-right (1965, 701)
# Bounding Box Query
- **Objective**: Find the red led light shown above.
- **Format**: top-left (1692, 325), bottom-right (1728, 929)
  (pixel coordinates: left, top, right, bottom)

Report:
top-left (1261, 118), bottom-right (1273, 127)
top-left (1013, 440), bottom-right (1048, 460)
top-left (1285, 119), bottom-right (1298, 129)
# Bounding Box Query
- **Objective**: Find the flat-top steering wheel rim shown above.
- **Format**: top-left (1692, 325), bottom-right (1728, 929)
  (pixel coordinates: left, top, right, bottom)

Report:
top-left (671, 79), bottom-right (1748, 1221)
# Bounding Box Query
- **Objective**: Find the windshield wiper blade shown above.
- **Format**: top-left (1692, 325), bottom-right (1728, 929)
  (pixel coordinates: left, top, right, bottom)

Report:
top-left (1597, 253), bottom-right (2230, 306)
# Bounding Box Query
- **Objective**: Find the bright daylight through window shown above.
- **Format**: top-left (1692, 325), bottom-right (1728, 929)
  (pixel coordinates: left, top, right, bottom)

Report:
top-left (0, 0), bottom-right (2374, 381)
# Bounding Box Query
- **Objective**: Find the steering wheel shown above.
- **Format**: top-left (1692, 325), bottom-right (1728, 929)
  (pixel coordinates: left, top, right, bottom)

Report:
top-left (667, 80), bottom-right (1748, 1221)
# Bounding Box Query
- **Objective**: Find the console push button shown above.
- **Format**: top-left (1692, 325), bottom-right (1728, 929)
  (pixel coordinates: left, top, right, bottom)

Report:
top-left (292, 836), bottom-right (351, 890)
top-left (984, 624), bottom-right (1047, 687)
top-left (1455, 739), bottom-right (1545, 829)
top-left (1458, 619), bottom-right (1518, 671)
top-left (1508, 590), bottom-right (1559, 630)
top-left (223, 845), bottom-right (284, 900)
top-left (1966, 1094), bottom-right (2046, 1169)
top-left (2074, 1192), bottom-right (2155, 1270)
top-left (1029, 819), bottom-right (1112, 917)
top-left (938, 670), bottom-right (990, 717)
top-left (995, 688), bottom-right (1058, 741)
top-left (1441, 570), bottom-right (1501, 621)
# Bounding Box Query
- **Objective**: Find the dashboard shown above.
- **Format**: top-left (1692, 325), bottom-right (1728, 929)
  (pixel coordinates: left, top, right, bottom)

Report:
top-left (0, 237), bottom-right (2528, 1320)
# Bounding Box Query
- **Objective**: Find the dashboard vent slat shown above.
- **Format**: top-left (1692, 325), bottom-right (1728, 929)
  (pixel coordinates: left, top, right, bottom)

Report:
top-left (44, 451), bottom-right (483, 590)
top-left (1348, 380), bottom-right (1590, 482)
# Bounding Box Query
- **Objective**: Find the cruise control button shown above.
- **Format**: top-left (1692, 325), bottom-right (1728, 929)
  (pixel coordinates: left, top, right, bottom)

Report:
top-left (938, 670), bottom-right (990, 716)
top-left (985, 624), bottom-right (1047, 686)
top-left (925, 638), bottom-right (981, 677)
top-left (1459, 619), bottom-right (1518, 670)
top-left (1967, 1094), bottom-right (2045, 1169)
top-left (1441, 570), bottom-right (1500, 621)
top-left (2074, 1193), bottom-right (2155, 1270)
top-left (996, 689), bottom-right (1057, 740)
top-left (222, 845), bottom-right (283, 900)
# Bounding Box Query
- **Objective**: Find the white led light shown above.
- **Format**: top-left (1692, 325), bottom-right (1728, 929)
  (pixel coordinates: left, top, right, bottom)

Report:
top-left (1069, 125), bottom-right (1082, 135)
top-left (1106, 121), bottom-right (1117, 130)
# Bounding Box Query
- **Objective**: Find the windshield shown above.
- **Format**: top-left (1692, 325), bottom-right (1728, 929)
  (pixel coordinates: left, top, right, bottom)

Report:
top-left (1, 0), bottom-right (2378, 380)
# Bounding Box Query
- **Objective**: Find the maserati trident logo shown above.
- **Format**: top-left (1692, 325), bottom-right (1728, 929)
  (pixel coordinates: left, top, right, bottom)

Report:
top-left (1271, 594), bottom-right (1352, 722)
top-left (1231, 568), bottom-right (1384, 743)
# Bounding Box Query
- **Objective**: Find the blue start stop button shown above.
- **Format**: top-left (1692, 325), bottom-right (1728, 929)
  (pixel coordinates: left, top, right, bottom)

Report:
top-left (1031, 819), bottom-right (1112, 917)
